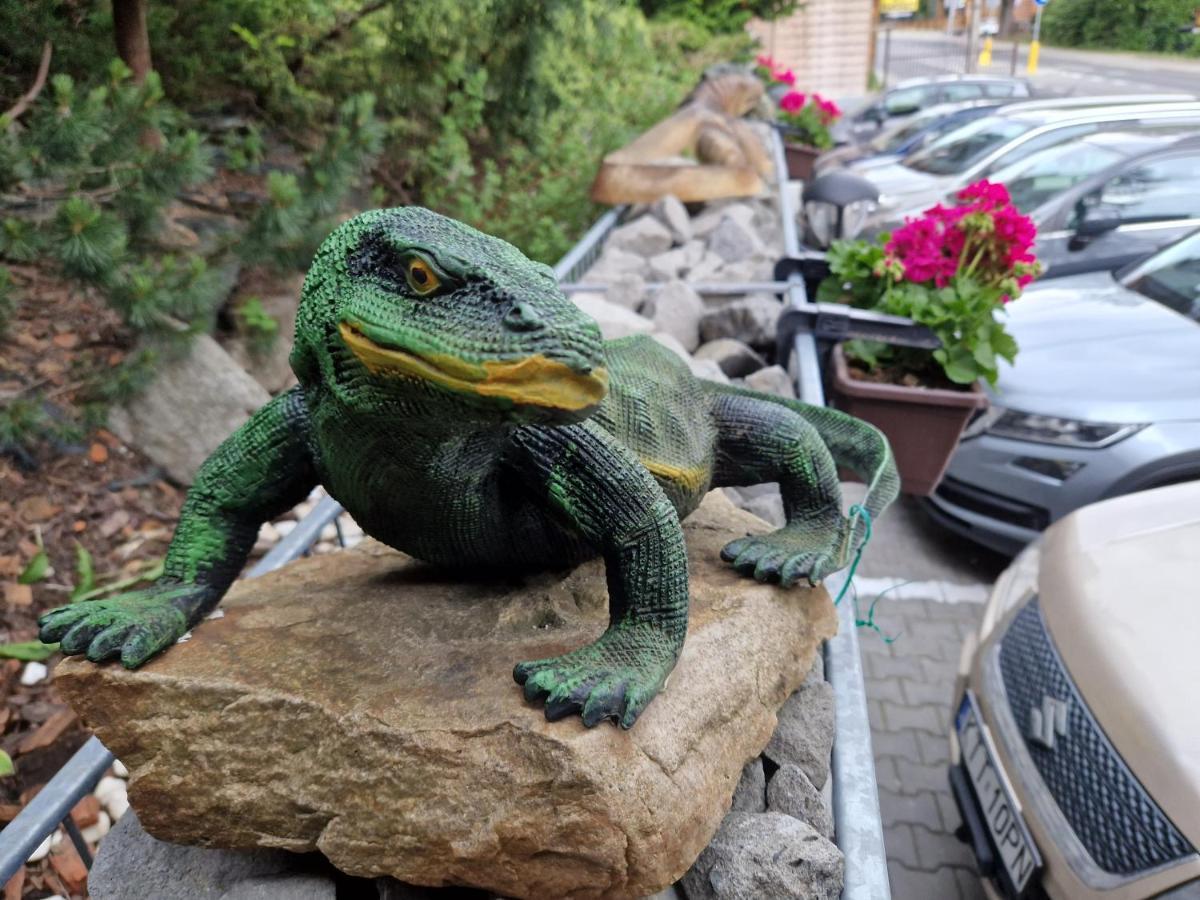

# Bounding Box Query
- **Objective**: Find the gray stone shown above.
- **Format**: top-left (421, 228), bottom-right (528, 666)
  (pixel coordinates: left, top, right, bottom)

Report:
top-left (645, 280), bottom-right (704, 352)
top-left (688, 358), bottom-right (731, 385)
top-left (650, 195), bottom-right (693, 245)
top-left (647, 247), bottom-right (689, 283)
top-left (745, 365), bottom-right (796, 399)
top-left (108, 334), bottom-right (271, 485)
top-left (698, 294), bottom-right (783, 346)
top-left (605, 273), bottom-right (648, 312)
top-left (685, 252), bottom-right (727, 285)
top-left (681, 812), bottom-right (844, 900)
top-left (767, 763), bottom-right (834, 839)
top-left (707, 217), bottom-right (760, 264)
top-left (681, 240), bottom-right (707, 269)
top-left (650, 332), bottom-right (692, 363)
top-left (706, 255), bottom-right (775, 284)
top-left (693, 339), bottom-right (766, 378)
top-left (220, 874), bottom-right (336, 899)
top-left (730, 758), bottom-right (766, 813)
top-left (740, 492), bottom-right (785, 529)
top-left (89, 810), bottom-right (326, 900)
top-left (764, 679), bottom-right (836, 790)
top-left (572, 293), bottom-right (655, 340)
top-left (585, 246), bottom-right (645, 281)
top-left (605, 215), bottom-right (675, 257)
top-left (691, 203), bottom-right (755, 240)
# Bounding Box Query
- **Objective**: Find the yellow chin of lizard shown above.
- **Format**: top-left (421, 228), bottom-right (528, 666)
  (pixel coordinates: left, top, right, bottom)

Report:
top-left (339, 322), bottom-right (608, 413)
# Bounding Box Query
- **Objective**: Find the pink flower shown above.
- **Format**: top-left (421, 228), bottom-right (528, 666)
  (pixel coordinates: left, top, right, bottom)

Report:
top-left (812, 94), bottom-right (842, 125)
top-left (779, 90), bottom-right (807, 114)
top-left (773, 68), bottom-right (797, 85)
top-left (957, 179), bottom-right (1011, 208)
top-left (756, 54), bottom-right (775, 68)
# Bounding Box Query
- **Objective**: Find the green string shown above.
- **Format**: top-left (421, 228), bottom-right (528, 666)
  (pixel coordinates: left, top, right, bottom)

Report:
top-left (833, 503), bottom-right (871, 608)
top-left (830, 504), bottom-right (901, 644)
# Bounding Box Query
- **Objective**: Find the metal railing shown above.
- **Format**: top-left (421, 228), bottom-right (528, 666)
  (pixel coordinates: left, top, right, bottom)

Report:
top-left (0, 142), bottom-right (897, 897)
top-left (767, 128), bottom-right (893, 900)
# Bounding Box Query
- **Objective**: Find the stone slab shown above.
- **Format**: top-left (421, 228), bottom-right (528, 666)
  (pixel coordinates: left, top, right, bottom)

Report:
top-left (58, 492), bottom-right (836, 900)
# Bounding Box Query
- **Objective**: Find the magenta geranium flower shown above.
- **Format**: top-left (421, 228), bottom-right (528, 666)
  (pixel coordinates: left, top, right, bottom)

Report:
top-left (773, 68), bottom-right (797, 86)
top-left (779, 90), bottom-right (807, 114)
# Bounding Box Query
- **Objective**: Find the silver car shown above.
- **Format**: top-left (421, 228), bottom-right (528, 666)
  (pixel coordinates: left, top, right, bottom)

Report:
top-left (924, 228), bottom-right (1200, 556)
top-left (861, 99), bottom-right (1200, 232)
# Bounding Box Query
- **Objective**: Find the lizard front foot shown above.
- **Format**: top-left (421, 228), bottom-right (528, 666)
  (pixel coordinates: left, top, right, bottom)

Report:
top-left (721, 516), bottom-right (852, 587)
top-left (38, 584), bottom-right (214, 668)
top-left (514, 622), bottom-right (680, 730)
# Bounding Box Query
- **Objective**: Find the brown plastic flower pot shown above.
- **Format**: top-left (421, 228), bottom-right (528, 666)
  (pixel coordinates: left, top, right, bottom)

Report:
top-left (783, 143), bottom-right (821, 181)
top-left (827, 345), bottom-right (988, 496)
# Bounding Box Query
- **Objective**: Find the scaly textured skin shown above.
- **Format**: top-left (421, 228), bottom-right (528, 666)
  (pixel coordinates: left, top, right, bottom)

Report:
top-left (41, 207), bottom-right (900, 728)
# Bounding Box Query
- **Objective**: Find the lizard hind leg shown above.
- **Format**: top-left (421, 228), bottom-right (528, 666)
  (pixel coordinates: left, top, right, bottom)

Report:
top-left (711, 391), bottom-right (852, 586)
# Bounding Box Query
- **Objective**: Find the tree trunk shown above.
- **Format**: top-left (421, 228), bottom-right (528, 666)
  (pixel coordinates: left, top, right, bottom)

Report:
top-left (113, 0), bottom-right (153, 84)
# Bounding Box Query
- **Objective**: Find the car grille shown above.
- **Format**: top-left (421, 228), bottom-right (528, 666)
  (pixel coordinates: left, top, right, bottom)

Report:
top-left (998, 600), bottom-right (1194, 875)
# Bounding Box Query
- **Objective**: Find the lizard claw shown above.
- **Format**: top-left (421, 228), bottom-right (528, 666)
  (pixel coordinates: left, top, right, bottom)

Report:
top-left (514, 624), bottom-right (678, 729)
top-left (39, 584), bottom-right (210, 669)
top-left (721, 516), bottom-right (852, 586)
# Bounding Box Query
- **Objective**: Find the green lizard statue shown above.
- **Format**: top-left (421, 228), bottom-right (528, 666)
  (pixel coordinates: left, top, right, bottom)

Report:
top-left (40, 207), bottom-right (899, 728)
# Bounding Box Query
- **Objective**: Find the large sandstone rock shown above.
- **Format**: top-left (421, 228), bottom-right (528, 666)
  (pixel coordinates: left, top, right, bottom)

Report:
top-left (108, 334), bottom-right (271, 484)
top-left (58, 492), bottom-right (836, 900)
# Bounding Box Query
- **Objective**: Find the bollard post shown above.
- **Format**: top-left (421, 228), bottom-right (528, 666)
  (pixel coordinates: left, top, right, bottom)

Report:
top-left (1010, 38), bottom-right (1019, 75)
top-left (1028, 3), bottom-right (1044, 75)
top-left (979, 36), bottom-right (993, 67)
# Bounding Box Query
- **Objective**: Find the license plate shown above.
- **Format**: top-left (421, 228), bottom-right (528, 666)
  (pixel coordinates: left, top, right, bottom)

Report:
top-left (956, 692), bottom-right (1042, 896)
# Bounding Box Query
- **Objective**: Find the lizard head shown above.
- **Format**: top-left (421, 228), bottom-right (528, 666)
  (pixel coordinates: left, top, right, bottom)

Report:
top-left (293, 207), bottom-right (608, 425)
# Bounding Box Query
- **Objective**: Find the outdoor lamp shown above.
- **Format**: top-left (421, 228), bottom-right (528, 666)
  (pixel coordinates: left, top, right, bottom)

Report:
top-left (802, 171), bottom-right (880, 249)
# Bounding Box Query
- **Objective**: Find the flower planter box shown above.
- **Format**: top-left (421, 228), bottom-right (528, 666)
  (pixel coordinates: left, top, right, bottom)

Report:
top-left (827, 344), bottom-right (988, 496)
top-left (783, 142), bottom-right (821, 181)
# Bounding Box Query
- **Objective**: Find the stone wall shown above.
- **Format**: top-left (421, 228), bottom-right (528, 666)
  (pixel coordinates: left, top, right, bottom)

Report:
top-left (747, 0), bottom-right (876, 98)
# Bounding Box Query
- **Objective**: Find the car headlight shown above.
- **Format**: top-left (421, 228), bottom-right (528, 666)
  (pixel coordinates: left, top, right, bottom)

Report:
top-left (970, 407), bottom-right (1146, 448)
top-left (804, 199), bottom-right (878, 248)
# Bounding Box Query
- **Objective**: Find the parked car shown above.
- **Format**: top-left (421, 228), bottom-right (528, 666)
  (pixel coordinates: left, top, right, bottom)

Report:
top-left (860, 99), bottom-right (1200, 232)
top-left (831, 75), bottom-right (1033, 145)
top-left (1030, 134), bottom-right (1200, 278)
top-left (924, 227), bottom-right (1200, 556)
top-left (816, 100), bottom-right (1002, 175)
top-left (948, 479), bottom-right (1200, 899)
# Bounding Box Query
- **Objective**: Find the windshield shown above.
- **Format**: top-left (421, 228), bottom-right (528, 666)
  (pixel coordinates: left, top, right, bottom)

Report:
top-left (902, 116), bottom-right (1031, 175)
top-left (1121, 229), bottom-right (1200, 322)
top-left (988, 141), bottom-right (1125, 212)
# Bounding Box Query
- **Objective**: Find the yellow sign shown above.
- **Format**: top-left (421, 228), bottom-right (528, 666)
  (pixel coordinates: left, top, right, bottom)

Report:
top-left (880, 0), bottom-right (920, 15)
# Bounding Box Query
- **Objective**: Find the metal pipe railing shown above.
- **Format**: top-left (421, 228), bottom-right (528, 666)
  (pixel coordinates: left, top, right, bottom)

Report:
top-left (768, 126), bottom-right (892, 900)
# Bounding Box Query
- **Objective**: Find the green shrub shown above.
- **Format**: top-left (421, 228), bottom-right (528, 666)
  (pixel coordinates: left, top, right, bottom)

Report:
top-left (1042, 0), bottom-right (1200, 53)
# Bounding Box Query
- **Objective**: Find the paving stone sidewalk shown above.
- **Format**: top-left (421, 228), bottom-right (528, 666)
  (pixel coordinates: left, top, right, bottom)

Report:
top-left (841, 486), bottom-right (1008, 900)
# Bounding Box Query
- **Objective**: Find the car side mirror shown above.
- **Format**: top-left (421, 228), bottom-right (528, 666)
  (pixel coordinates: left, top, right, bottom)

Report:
top-left (1069, 203), bottom-right (1121, 250)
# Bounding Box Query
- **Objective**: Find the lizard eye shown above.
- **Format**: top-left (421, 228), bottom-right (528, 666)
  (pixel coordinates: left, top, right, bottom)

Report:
top-left (405, 257), bottom-right (440, 295)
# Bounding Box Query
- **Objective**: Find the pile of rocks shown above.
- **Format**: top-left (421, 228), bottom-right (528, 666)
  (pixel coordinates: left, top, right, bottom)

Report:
top-left (567, 194), bottom-right (794, 390)
top-left (683, 658), bottom-right (841, 899)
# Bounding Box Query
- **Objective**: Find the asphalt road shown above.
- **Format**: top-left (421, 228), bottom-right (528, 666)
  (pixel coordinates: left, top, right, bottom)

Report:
top-left (878, 29), bottom-right (1200, 96)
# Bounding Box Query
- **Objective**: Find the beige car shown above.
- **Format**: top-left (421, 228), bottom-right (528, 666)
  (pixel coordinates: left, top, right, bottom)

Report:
top-left (948, 481), bottom-right (1200, 899)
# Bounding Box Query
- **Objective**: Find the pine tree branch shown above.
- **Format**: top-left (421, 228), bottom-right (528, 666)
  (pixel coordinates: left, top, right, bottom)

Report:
top-left (288, 1), bottom-right (388, 74)
top-left (3, 41), bottom-right (53, 122)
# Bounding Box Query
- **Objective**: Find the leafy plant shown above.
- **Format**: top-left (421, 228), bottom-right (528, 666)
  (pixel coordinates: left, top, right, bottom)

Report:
top-left (234, 296), bottom-right (280, 355)
top-left (70, 542), bottom-right (96, 602)
top-left (817, 180), bottom-right (1040, 386)
top-left (0, 642), bottom-right (59, 662)
top-left (777, 89), bottom-right (841, 150)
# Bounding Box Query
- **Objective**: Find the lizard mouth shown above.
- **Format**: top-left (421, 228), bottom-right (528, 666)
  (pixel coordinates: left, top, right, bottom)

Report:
top-left (338, 322), bottom-right (608, 413)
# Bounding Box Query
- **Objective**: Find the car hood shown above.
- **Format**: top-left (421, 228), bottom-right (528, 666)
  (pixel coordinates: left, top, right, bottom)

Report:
top-left (1040, 481), bottom-right (1200, 846)
top-left (993, 272), bottom-right (1200, 424)
top-left (860, 164), bottom-right (949, 231)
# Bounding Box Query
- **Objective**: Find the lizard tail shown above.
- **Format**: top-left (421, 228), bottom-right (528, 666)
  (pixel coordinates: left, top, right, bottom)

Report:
top-left (707, 381), bottom-right (901, 533)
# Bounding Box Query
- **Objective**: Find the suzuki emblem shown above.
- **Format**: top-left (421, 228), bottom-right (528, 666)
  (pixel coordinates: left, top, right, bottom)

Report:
top-left (1029, 695), bottom-right (1068, 749)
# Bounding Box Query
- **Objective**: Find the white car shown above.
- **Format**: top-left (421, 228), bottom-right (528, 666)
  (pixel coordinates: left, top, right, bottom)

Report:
top-left (949, 482), bottom-right (1200, 898)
